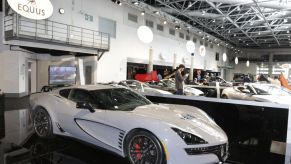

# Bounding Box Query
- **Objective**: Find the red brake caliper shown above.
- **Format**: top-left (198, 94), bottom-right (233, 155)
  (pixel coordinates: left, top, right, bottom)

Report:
top-left (135, 143), bottom-right (141, 160)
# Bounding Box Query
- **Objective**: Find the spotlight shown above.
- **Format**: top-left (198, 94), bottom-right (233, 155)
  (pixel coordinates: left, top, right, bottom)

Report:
top-left (174, 20), bottom-right (179, 24)
top-left (237, 6), bottom-right (241, 11)
top-left (258, 32), bottom-right (261, 35)
top-left (234, 34), bottom-right (236, 37)
top-left (213, 19), bottom-right (216, 23)
top-left (163, 20), bottom-right (167, 25)
top-left (175, 26), bottom-right (181, 30)
top-left (141, 11), bottom-right (145, 16)
top-left (59, 8), bottom-right (65, 14)
top-left (284, 18), bottom-right (288, 23)
top-left (202, 10), bottom-right (206, 15)
top-left (133, 1), bottom-right (139, 5)
top-left (221, 25), bottom-right (224, 29)
top-left (154, 11), bottom-right (159, 15)
top-left (117, 1), bottom-right (122, 5)
top-left (228, 30), bottom-right (231, 33)
top-left (287, 30), bottom-right (290, 34)
top-left (188, 2), bottom-right (192, 7)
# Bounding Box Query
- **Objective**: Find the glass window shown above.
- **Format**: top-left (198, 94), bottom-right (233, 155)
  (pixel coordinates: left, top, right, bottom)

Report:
top-left (179, 32), bottom-right (184, 39)
top-left (169, 28), bottom-right (175, 35)
top-left (157, 24), bottom-right (164, 31)
top-left (146, 20), bottom-right (154, 28)
top-left (59, 89), bottom-right (71, 98)
top-left (90, 88), bottom-right (151, 111)
top-left (69, 89), bottom-right (94, 103)
top-left (99, 17), bottom-right (116, 38)
top-left (128, 13), bottom-right (138, 23)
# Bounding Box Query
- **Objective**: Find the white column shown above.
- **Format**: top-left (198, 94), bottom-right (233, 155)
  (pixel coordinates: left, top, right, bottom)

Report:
top-left (78, 58), bottom-right (85, 85)
top-left (268, 53), bottom-right (274, 77)
top-left (93, 56), bottom-right (98, 84)
top-left (173, 53), bottom-right (177, 70)
top-left (147, 47), bottom-right (153, 73)
top-left (189, 54), bottom-right (194, 81)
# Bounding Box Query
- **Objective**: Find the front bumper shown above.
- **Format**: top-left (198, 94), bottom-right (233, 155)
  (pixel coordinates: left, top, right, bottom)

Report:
top-left (166, 143), bottom-right (228, 164)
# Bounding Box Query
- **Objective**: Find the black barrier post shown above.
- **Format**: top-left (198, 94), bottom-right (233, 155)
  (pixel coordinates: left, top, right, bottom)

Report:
top-left (0, 90), bottom-right (5, 139)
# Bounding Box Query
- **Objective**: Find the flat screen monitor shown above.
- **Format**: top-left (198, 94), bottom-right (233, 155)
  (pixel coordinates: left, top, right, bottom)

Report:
top-left (49, 66), bottom-right (76, 85)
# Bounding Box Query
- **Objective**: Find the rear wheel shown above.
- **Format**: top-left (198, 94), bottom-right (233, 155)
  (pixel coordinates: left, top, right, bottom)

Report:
top-left (126, 131), bottom-right (165, 164)
top-left (33, 107), bottom-right (54, 138)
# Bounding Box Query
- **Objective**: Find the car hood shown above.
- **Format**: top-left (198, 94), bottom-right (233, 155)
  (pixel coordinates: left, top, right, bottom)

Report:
top-left (130, 104), bottom-right (227, 144)
top-left (253, 95), bottom-right (291, 105)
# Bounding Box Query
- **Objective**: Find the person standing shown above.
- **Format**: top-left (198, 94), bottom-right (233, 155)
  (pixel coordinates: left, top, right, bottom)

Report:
top-left (175, 64), bottom-right (188, 95)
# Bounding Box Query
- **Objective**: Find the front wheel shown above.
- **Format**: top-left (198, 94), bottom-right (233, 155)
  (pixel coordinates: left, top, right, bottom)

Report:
top-left (126, 131), bottom-right (165, 164)
top-left (33, 107), bottom-right (54, 138)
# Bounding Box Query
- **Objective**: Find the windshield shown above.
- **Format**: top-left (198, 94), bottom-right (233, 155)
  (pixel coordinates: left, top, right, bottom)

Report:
top-left (249, 85), bottom-right (270, 95)
top-left (253, 85), bottom-right (291, 96)
top-left (90, 88), bottom-right (152, 111)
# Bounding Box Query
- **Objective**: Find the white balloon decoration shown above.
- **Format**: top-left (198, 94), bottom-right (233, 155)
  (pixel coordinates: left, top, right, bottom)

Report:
top-left (199, 45), bottom-right (206, 57)
top-left (222, 52), bottom-right (227, 62)
top-left (235, 57), bottom-right (238, 64)
top-left (186, 40), bottom-right (196, 53)
top-left (137, 26), bottom-right (153, 44)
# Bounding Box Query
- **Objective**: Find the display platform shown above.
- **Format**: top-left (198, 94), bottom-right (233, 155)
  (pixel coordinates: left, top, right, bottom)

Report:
top-left (0, 107), bottom-right (287, 164)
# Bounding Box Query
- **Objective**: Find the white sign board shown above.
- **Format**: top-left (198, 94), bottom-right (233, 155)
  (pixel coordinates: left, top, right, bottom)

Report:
top-left (7, 0), bottom-right (54, 20)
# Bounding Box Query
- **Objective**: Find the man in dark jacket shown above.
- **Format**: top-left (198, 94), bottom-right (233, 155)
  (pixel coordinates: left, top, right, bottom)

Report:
top-left (175, 64), bottom-right (188, 95)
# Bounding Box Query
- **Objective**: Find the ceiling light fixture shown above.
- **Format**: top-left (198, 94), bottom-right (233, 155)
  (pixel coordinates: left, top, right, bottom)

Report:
top-left (59, 8), bottom-right (65, 14)
top-left (188, 2), bottom-right (192, 8)
top-left (284, 18), bottom-right (288, 23)
top-left (237, 6), bottom-right (241, 11)
top-left (134, 1), bottom-right (139, 5)
top-left (213, 19), bottom-right (216, 23)
top-left (141, 11), bottom-right (145, 16)
top-left (163, 20), bottom-right (167, 25)
top-left (202, 10), bottom-right (206, 15)
top-left (234, 34), bottom-right (236, 37)
top-left (154, 11), bottom-right (159, 15)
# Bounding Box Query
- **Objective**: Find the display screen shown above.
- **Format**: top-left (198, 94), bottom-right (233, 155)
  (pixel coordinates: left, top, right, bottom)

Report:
top-left (49, 66), bottom-right (76, 85)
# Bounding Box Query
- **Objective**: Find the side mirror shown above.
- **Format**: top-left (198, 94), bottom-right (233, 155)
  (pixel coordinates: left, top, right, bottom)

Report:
top-left (76, 102), bottom-right (95, 113)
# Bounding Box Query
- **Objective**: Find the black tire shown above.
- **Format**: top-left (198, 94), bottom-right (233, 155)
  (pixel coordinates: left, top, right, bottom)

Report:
top-left (221, 95), bottom-right (228, 99)
top-left (33, 107), bottom-right (54, 138)
top-left (125, 130), bottom-right (165, 164)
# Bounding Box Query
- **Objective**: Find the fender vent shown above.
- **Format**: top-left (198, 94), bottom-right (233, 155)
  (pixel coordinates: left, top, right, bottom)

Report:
top-left (118, 132), bottom-right (125, 149)
top-left (56, 123), bottom-right (65, 133)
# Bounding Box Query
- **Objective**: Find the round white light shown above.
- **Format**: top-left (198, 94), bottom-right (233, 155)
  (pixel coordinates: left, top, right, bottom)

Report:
top-left (246, 60), bottom-right (250, 67)
top-left (222, 52), bottom-right (227, 62)
top-left (59, 8), bottom-right (65, 14)
top-left (235, 57), bottom-right (238, 64)
top-left (186, 40), bottom-right (196, 53)
top-left (137, 26), bottom-right (153, 44)
top-left (199, 45), bottom-right (206, 57)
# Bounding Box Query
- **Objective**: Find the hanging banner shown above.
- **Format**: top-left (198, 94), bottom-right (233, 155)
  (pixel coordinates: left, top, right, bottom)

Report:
top-left (7, 0), bottom-right (54, 20)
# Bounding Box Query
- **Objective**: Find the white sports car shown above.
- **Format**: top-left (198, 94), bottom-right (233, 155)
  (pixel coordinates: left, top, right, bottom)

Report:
top-left (30, 84), bottom-right (228, 164)
top-left (221, 83), bottom-right (291, 105)
top-left (119, 80), bottom-right (173, 95)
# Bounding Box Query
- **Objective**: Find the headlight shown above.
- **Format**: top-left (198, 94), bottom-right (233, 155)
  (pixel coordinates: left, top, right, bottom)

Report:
top-left (172, 128), bottom-right (208, 145)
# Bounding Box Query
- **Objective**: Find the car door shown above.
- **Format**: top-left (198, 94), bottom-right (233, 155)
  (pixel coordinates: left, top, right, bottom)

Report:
top-left (55, 89), bottom-right (106, 138)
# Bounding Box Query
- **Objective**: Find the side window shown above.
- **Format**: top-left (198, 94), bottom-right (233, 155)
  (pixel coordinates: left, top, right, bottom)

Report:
top-left (69, 89), bottom-right (93, 103)
top-left (59, 89), bottom-right (71, 98)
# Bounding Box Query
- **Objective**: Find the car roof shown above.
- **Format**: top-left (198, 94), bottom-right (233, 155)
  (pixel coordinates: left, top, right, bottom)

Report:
top-left (58, 84), bottom-right (122, 91)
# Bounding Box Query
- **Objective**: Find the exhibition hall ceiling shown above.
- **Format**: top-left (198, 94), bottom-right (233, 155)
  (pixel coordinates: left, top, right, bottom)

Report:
top-left (137, 0), bottom-right (291, 49)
